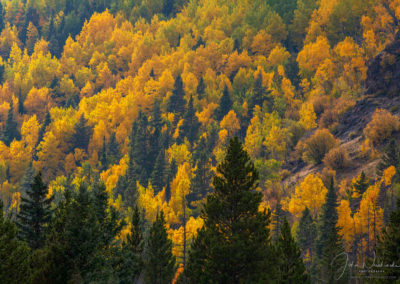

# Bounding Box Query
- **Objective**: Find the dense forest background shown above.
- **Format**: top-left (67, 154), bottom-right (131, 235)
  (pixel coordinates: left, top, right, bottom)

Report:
top-left (0, 0), bottom-right (400, 282)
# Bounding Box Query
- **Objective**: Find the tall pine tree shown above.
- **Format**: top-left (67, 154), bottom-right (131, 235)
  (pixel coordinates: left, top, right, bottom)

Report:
top-left (144, 211), bottom-right (176, 284)
top-left (183, 137), bottom-right (276, 283)
top-left (377, 198), bottom-right (400, 281)
top-left (215, 85), bottom-right (232, 121)
top-left (179, 94), bottom-right (200, 144)
top-left (16, 172), bottom-right (53, 249)
top-left (297, 207), bottom-right (317, 268)
top-left (316, 179), bottom-right (348, 283)
top-left (71, 114), bottom-right (93, 151)
top-left (276, 217), bottom-right (309, 283)
top-left (3, 100), bottom-right (21, 146)
top-left (0, 199), bottom-right (31, 284)
top-left (167, 74), bottom-right (186, 118)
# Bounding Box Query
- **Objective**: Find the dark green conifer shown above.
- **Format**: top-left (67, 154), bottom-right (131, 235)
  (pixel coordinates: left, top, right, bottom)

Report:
top-left (179, 95), bottom-right (200, 144)
top-left (377, 139), bottom-right (400, 182)
top-left (3, 100), bottom-right (20, 146)
top-left (215, 85), bottom-right (232, 121)
top-left (183, 137), bottom-right (276, 283)
top-left (16, 172), bottom-right (53, 249)
top-left (37, 110), bottom-right (51, 146)
top-left (144, 211), bottom-right (176, 284)
top-left (196, 76), bottom-right (205, 100)
top-left (151, 150), bottom-right (167, 193)
top-left (71, 114), bottom-right (93, 151)
top-left (353, 171), bottom-right (369, 196)
top-left (0, 200), bottom-right (31, 284)
top-left (377, 198), bottom-right (400, 281)
top-left (316, 179), bottom-right (348, 283)
top-left (297, 207), bottom-right (317, 268)
top-left (276, 218), bottom-right (309, 283)
top-left (167, 74), bottom-right (186, 118)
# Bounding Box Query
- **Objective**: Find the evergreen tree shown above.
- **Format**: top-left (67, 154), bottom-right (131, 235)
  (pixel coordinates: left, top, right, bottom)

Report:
top-left (0, 200), bottom-right (31, 284)
top-left (276, 218), bottom-right (309, 283)
top-left (162, 0), bottom-right (175, 17)
top-left (71, 114), bottom-right (93, 151)
top-left (215, 85), bottom-right (232, 121)
top-left (272, 201), bottom-right (284, 240)
top-left (16, 172), bottom-right (53, 249)
top-left (353, 171), bottom-right (369, 196)
top-left (179, 94), bottom-right (200, 144)
top-left (149, 101), bottom-right (164, 165)
top-left (296, 207), bottom-right (317, 268)
top-left (144, 211), bottom-right (176, 284)
top-left (196, 76), bottom-right (205, 100)
top-left (131, 111), bottom-right (150, 185)
top-left (36, 110), bottom-right (52, 152)
top-left (249, 72), bottom-right (273, 116)
top-left (106, 132), bottom-right (122, 166)
top-left (3, 100), bottom-right (21, 146)
top-left (117, 205), bottom-right (144, 283)
top-left (33, 182), bottom-right (124, 283)
top-left (19, 162), bottom-right (36, 197)
top-left (377, 198), bottom-right (400, 281)
top-left (183, 137), bottom-right (276, 283)
top-left (377, 139), bottom-right (400, 182)
top-left (316, 179), bottom-right (348, 283)
top-left (151, 149), bottom-right (167, 194)
top-left (167, 74), bottom-right (186, 118)
top-left (0, 2), bottom-right (4, 32)
top-left (188, 137), bottom-right (212, 210)
top-left (18, 90), bottom-right (25, 115)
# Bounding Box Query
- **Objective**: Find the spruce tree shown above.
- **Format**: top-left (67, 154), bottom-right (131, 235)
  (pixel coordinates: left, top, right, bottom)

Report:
top-left (149, 101), bottom-right (164, 165)
top-left (144, 211), bottom-right (176, 284)
top-left (16, 172), bottom-right (53, 249)
top-left (151, 149), bottom-right (167, 193)
top-left (3, 100), bottom-right (21, 146)
top-left (179, 94), bottom-right (200, 144)
top-left (18, 90), bottom-right (25, 114)
top-left (106, 132), bottom-right (122, 166)
top-left (377, 198), bottom-right (400, 281)
top-left (316, 179), bottom-right (348, 283)
top-left (37, 110), bottom-right (51, 146)
top-left (0, 200), bottom-right (31, 284)
top-left (118, 205), bottom-right (144, 283)
top-left (188, 136), bottom-right (212, 210)
top-left (297, 207), bottom-right (317, 268)
top-left (215, 85), bottom-right (232, 121)
top-left (167, 74), bottom-right (186, 118)
top-left (377, 139), bottom-right (400, 182)
top-left (196, 76), bottom-right (205, 100)
top-left (183, 137), bottom-right (276, 283)
top-left (19, 162), bottom-right (36, 197)
top-left (276, 218), bottom-right (309, 283)
top-left (353, 171), bottom-right (369, 196)
top-left (71, 114), bottom-right (93, 151)
top-left (272, 201), bottom-right (284, 240)
top-left (132, 111), bottom-right (150, 185)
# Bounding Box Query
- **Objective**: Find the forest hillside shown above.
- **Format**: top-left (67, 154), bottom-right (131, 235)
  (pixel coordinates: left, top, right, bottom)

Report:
top-left (0, 0), bottom-right (400, 282)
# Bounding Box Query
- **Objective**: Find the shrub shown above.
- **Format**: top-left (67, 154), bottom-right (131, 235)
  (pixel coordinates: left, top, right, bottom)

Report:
top-left (302, 129), bottom-right (339, 164)
top-left (320, 108), bottom-right (339, 129)
top-left (323, 146), bottom-right (350, 170)
top-left (364, 109), bottom-right (400, 145)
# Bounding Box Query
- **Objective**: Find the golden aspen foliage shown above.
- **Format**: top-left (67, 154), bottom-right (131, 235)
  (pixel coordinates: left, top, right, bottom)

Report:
top-left (220, 110), bottom-right (240, 137)
top-left (287, 174), bottom-right (328, 219)
top-left (21, 115), bottom-right (40, 150)
top-left (299, 102), bottom-right (317, 130)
